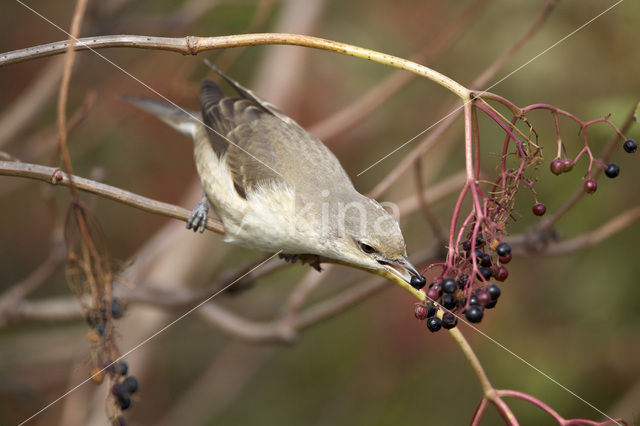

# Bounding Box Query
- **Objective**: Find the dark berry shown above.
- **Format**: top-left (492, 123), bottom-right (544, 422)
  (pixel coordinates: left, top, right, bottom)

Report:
top-left (442, 278), bottom-right (458, 294)
top-left (495, 266), bottom-right (508, 281)
top-left (485, 299), bottom-right (497, 309)
top-left (426, 303), bottom-right (437, 318)
top-left (414, 304), bottom-right (429, 320)
top-left (441, 293), bottom-right (457, 309)
top-left (532, 203), bottom-right (546, 216)
top-left (426, 286), bottom-right (441, 301)
top-left (468, 295), bottom-right (479, 306)
top-left (111, 299), bottom-right (123, 319)
top-left (496, 242), bottom-right (511, 257)
top-left (583, 178), bottom-right (597, 194)
top-left (477, 267), bottom-right (492, 281)
top-left (118, 396), bottom-right (131, 410)
top-left (117, 361), bottom-right (128, 376)
top-left (562, 158), bottom-right (574, 172)
top-left (442, 312), bottom-right (458, 329)
top-left (499, 253), bottom-right (512, 264)
top-left (426, 317), bottom-right (442, 332)
top-left (410, 274), bottom-right (427, 290)
top-left (550, 159), bottom-right (565, 175)
top-left (486, 284), bottom-right (501, 300)
top-left (475, 236), bottom-right (485, 247)
top-left (121, 376), bottom-right (138, 394)
top-left (462, 240), bottom-right (472, 251)
top-left (476, 290), bottom-right (492, 307)
top-left (480, 253), bottom-right (492, 267)
top-left (465, 306), bottom-right (484, 323)
top-left (96, 322), bottom-right (106, 336)
top-left (604, 163), bottom-right (619, 178)
top-left (623, 139), bottom-right (637, 153)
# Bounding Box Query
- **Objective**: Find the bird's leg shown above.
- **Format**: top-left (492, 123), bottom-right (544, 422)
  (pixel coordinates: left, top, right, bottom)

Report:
top-left (186, 192), bottom-right (210, 233)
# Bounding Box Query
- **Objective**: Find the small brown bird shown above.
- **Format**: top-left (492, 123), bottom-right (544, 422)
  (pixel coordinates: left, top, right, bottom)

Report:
top-left (124, 64), bottom-right (425, 286)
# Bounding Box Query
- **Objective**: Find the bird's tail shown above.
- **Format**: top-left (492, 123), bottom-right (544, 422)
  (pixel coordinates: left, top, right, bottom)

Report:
top-left (120, 96), bottom-right (202, 139)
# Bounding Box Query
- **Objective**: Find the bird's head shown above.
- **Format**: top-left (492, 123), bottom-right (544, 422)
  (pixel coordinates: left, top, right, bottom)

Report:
top-left (328, 194), bottom-right (424, 286)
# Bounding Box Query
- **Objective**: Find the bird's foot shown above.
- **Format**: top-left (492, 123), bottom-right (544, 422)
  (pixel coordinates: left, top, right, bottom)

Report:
top-left (279, 253), bottom-right (322, 271)
top-left (187, 196), bottom-right (209, 233)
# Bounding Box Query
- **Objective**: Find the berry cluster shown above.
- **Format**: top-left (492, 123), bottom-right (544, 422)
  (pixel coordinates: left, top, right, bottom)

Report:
top-left (548, 139), bottom-right (636, 196)
top-left (110, 363), bottom-right (139, 411)
top-left (412, 240), bottom-right (508, 331)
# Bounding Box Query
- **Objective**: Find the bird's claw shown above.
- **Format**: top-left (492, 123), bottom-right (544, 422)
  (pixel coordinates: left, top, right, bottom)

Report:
top-left (187, 201), bottom-right (209, 233)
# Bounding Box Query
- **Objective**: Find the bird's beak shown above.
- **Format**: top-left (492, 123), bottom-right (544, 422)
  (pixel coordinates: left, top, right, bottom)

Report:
top-left (381, 257), bottom-right (423, 284)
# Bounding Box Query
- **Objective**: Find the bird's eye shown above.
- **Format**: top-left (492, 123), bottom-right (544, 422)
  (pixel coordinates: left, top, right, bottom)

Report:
top-left (359, 242), bottom-right (376, 254)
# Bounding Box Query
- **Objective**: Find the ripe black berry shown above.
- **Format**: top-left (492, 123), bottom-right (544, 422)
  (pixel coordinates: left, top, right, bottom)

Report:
top-left (480, 253), bottom-right (492, 267)
top-left (532, 203), bottom-right (546, 216)
top-left (623, 139), bottom-right (637, 153)
top-left (485, 299), bottom-right (497, 309)
top-left (465, 306), bottom-right (484, 323)
top-left (410, 274), bottom-right (427, 290)
top-left (426, 303), bottom-right (437, 318)
top-left (426, 317), bottom-right (442, 332)
top-left (117, 361), bottom-right (128, 376)
top-left (477, 267), bottom-right (492, 281)
top-left (584, 178), bottom-right (597, 194)
top-left (604, 163), bottom-right (620, 178)
top-left (468, 295), bottom-right (479, 306)
top-left (442, 312), bottom-right (458, 329)
top-left (442, 293), bottom-right (457, 309)
top-left (121, 376), bottom-right (139, 394)
top-left (118, 396), bottom-right (131, 410)
top-left (111, 299), bottom-right (123, 319)
top-left (442, 278), bottom-right (458, 294)
top-left (496, 242), bottom-right (511, 257)
top-left (486, 284), bottom-right (501, 300)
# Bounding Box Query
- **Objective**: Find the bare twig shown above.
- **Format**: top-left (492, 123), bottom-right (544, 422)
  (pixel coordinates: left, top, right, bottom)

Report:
top-left (368, 0), bottom-right (560, 198)
top-left (309, 0), bottom-right (491, 141)
top-left (0, 160), bottom-right (226, 234)
top-left (0, 33), bottom-right (470, 99)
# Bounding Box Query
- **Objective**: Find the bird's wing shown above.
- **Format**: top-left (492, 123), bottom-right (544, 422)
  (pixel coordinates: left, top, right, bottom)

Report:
top-left (200, 71), bottom-right (353, 201)
top-left (200, 79), bottom-right (285, 199)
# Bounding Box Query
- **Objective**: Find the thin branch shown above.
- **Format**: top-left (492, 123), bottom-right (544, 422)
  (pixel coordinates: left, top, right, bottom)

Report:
top-left (0, 160), bottom-right (226, 234)
top-left (309, 0), bottom-right (491, 141)
top-left (0, 33), bottom-right (470, 100)
top-left (368, 0), bottom-right (560, 198)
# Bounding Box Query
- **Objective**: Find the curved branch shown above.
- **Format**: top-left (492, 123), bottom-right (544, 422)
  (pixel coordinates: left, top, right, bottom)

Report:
top-left (1, 33), bottom-right (470, 100)
top-left (0, 160), bottom-right (225, 234)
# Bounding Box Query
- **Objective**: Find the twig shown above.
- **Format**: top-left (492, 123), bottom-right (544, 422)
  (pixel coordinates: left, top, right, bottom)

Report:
top-left (0, 160), bottom-right (225, 234)
top-left (309, 0), bottom-right (491, 141)
top-left (368, 0), bottom-right (560, 198)
top-left (0, 33), bottom-right (469, 100)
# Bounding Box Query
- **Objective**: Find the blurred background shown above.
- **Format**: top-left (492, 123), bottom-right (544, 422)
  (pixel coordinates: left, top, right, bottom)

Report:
top-left (1, 0), bottom-right (639, 425)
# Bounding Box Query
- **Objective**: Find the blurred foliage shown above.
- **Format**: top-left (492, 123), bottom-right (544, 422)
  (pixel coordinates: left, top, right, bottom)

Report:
top-left (0, 0), bottom-right (639, 425)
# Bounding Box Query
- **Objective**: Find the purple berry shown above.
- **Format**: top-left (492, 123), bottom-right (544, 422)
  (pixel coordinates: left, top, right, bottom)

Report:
top-left (604, 163), bottom-right (619, 178)
top-left (584, 178), bottom-right (597, 194)
top-left (532, 203), bottom-right (546, 216)
top-left (550, 159), bottom-right (565, 175)
top-left (465, 306), bottom-right (484, 323)
top-left (442, 278), bottom-right (458, 294)
top-left (442, 312), bottom-right (458, 329)
top-left (623, 139), bottom-right (637, 153)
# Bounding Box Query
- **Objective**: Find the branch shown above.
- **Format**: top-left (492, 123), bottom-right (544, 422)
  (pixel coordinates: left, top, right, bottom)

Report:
top-left (0, 160), bottom-right (225, 234)
top-left (1, 33), bottom-right (470, 100)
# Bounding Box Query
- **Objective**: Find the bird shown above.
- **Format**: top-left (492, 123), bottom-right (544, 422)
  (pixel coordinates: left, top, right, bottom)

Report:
top-left (122, 63), bottom-right (426, 287)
